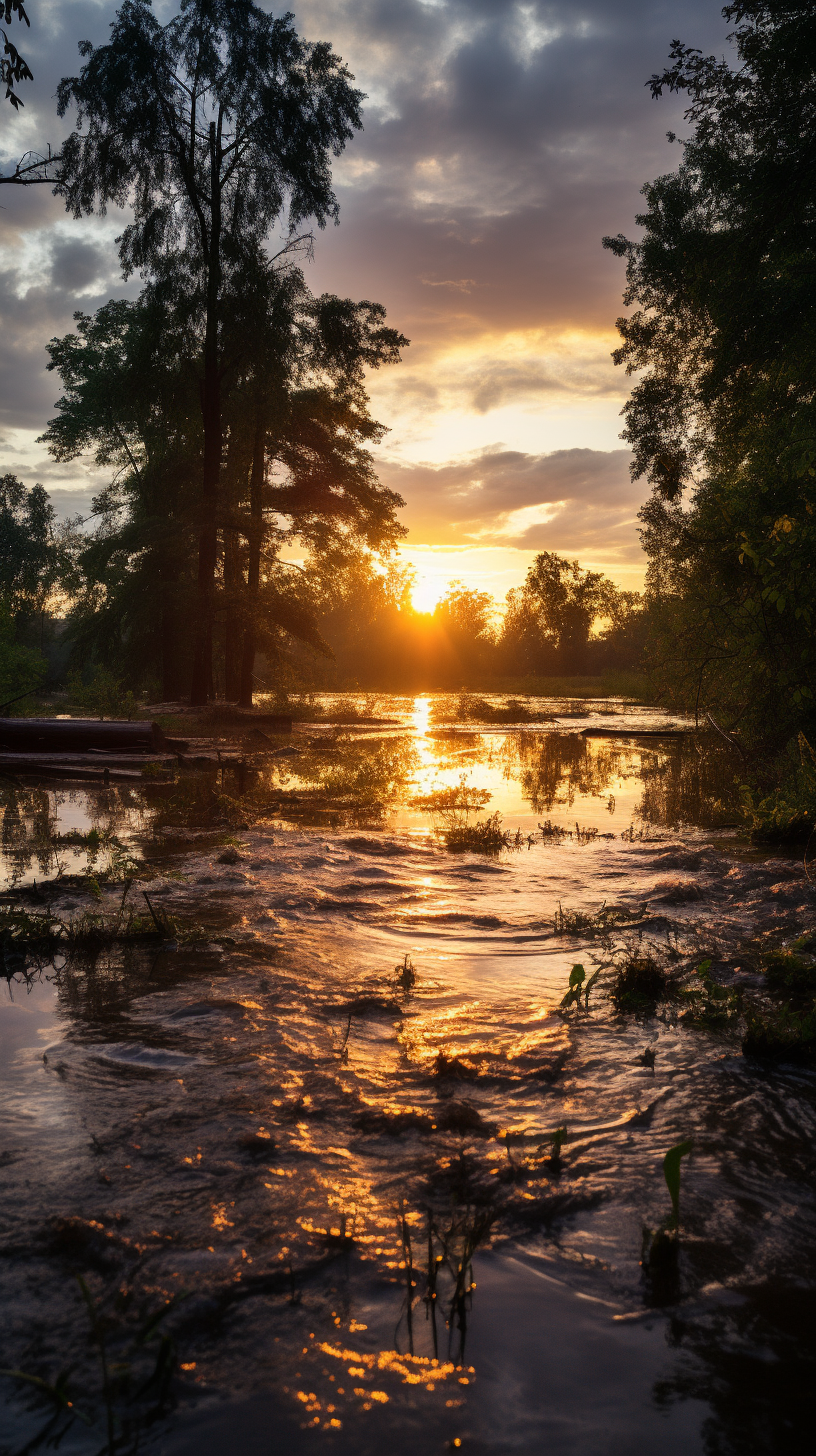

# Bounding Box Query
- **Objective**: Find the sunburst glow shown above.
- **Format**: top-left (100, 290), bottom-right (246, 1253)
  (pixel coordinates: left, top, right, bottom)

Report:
top-left (409, 575), bottom-right (445, 614)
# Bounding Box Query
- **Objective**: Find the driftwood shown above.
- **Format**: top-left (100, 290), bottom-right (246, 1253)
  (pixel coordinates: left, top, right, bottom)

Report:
top-left (0, 719), bottom-right (175, 753)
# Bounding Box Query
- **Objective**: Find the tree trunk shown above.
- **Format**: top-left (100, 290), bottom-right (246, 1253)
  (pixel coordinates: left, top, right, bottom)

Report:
top-left (224, 527), bottom-right (242, 701)
top-left (160, 575), bottom-right (178, 701)
top-left (190, 122), bottom-right (223, 706)
top-left (239, 413), bottom-right (265, 708)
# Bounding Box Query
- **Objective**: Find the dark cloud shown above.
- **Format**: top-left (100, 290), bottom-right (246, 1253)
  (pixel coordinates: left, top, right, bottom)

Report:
top-left (379, 445), bottom-right (646, 561)
top-left (304, 0), bottom-right (732, 341)
top-left (50, 237), bottom-right (109, 293)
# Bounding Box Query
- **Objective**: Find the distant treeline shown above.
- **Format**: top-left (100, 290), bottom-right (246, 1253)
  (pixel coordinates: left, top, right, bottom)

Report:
top-left (285, 551), bottom-right (647, 692)
top-left (0, 480), bottom-right (645, 697)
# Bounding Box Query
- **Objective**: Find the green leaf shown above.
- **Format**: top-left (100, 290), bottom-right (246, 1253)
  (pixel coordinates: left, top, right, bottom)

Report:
top-left (560, 964), bottom-right (586, 1009)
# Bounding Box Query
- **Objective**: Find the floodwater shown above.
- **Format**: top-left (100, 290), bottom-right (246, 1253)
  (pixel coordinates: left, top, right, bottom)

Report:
top-left (1, 695), bottom-right (815, 1456)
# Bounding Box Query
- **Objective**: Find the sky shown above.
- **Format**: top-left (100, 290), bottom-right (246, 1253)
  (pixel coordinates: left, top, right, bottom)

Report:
top-left (0, 0), bottom-right (732, 611)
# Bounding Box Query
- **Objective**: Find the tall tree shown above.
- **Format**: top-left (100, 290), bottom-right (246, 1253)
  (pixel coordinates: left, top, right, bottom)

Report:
top-left (604, 1), bottom-right (816, 737)
top-left (55, 0), bottom-right (363, 702)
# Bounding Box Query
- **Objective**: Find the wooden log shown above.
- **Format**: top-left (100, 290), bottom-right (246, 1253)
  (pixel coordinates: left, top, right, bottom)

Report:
top-left (0, 718), bottom-right (172, 753)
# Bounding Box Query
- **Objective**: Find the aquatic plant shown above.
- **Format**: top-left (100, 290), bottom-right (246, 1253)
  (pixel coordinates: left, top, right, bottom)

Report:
top-left (0, 1275), bottom-right (185, 1455)
top-left (431, 692), bottom-right (551, 725)
top-left (611, 949), bottom-right (673, 1012)
top-left (539, 819), bottom-right (570, 840)
top-left (395, 953), bottom-right (416, 993)
top-left (541, 1126), bottom-right (568, 1172)
top-left (640, 1140), bottom-right (693, 1302)
top-left (444, 811), bottom-right (517, 854)
top-left (559, 963), bottom-right (601, 1011)
top-left (678, 959), bottom-right (742, 1029)
top-left (663, 1140), bottom-right (693, 1227)
top-left (761, 948), bottom-right (816, 1003)
top-left (742, 1004), bottom-right (816, 1062)
top-left (0, 890), bottom-right (203, 976)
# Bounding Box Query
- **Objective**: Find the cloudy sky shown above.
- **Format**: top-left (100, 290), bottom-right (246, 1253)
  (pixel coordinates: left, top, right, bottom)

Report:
top-left (0, 0), bottom-right (731, 609)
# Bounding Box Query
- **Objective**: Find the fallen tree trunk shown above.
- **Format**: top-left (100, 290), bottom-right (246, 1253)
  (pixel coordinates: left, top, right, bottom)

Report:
top-left (0, 719), bottom-right (172, 753)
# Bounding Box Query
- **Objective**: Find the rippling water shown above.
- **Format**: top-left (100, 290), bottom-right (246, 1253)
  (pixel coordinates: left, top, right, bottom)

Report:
top-left (1, 695), bottom-right (814, 1455)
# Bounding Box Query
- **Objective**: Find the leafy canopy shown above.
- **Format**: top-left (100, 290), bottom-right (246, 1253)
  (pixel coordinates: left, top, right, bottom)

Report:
top-left (55, 0), bottom-right (364, 284)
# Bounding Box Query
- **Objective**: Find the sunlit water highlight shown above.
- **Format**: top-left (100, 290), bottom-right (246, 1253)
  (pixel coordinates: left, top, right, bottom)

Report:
top-left (1, 695), bottom-right (814, 1455)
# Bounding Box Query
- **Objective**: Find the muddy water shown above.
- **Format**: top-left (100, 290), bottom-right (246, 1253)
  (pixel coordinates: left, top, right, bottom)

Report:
top-left (1, 696), bottom-right (815, 1456)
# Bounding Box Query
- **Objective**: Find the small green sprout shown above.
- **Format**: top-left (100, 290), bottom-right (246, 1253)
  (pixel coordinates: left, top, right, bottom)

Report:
top-left (560, 964), bottom-right (601, 1010)
top-left (560, 964), bottom-right (585, 1009)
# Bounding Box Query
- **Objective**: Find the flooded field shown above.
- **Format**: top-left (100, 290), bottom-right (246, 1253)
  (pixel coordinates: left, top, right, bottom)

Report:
top-left (1, 695), bottom-right (814, 1455)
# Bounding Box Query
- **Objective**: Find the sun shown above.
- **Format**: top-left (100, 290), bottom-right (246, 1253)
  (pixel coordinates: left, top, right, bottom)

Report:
top-left (410, 575), bottom-right (444, 614)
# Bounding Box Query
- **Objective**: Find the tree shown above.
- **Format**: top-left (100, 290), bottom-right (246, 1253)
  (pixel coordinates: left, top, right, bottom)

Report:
top-left (1, 0), bottom-right (32, 108)
top-left (431, 582), bottom-right (496, 679)
top-left (42, 267), bottom-right (407, 699)
top-left (604, 1), bottom-right (816, 739)
top-left (42, 291), bottom-right (205, 698)
top-left (510, 552), bottom-right (621, 674)
top-left (55, 0), bottom-right (364, 702)
top-left (219, 261), bottom-right (407, 704)
top-left (0, 475), bottom-right (63, 707)
top-left (0, 474), bottom-right (62, 618)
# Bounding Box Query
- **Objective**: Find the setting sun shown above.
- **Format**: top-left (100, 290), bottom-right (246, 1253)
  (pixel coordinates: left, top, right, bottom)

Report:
top-left (410, 576), bottom-right (444, 615)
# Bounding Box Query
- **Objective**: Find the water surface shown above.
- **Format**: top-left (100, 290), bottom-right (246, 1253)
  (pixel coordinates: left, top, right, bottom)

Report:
top-left (1, 695), bottom-right (814, 1455)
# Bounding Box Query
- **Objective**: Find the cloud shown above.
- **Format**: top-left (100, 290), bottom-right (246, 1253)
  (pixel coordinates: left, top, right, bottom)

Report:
top-left (380, 444), bottom-right (646, 562)
top-left (50, 237), bottom-right (109, 293)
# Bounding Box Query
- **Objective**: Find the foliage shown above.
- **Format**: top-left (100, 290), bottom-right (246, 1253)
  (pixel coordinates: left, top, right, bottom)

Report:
top-left (66, 665), bottom-right (140, 720)
top-left (739, 735), bottom-right (816, 841)
top-left (0, 0), bottom-right (32, 107)
top-left (444, 811), bottom-right (520, 854)
top-left (43, 271), bottom-right (406, 698)
top-left (559, 962), bottom-right (601, 1010)
top-left (663, 1140), bottom-right (693, 1226)
top-left (677, 958), bottom-right (742, 1029)
top-left (742, 1003), bottom-right (816, 1061)
top-left (0, 1274), bottom-right (185, 1453)
top-left (0, 608), bottom-right (46, 708)
top-left (501, 552), bottom-right (645, 676)
top-left (605, 2), bottom-right (816, 747)
top-left (0, 474), bottom-right (64, 617)
top-left (611, 951), bottom-right (672, 1012)
top-left (761, 948), bottom-right (816, 1003)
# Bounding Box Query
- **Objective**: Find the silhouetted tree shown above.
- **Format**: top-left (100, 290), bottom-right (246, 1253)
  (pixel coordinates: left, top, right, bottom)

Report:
top-left (508, 552), bottom-right (622, 674)
top-left (55, 0), bottom-right (364, 703)
top-left (604, 0), bottom-right (816, 739)
top-left (0, 474), bottom-right (62, 615)
top-left (42, 266), bottom-right (407, 698)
